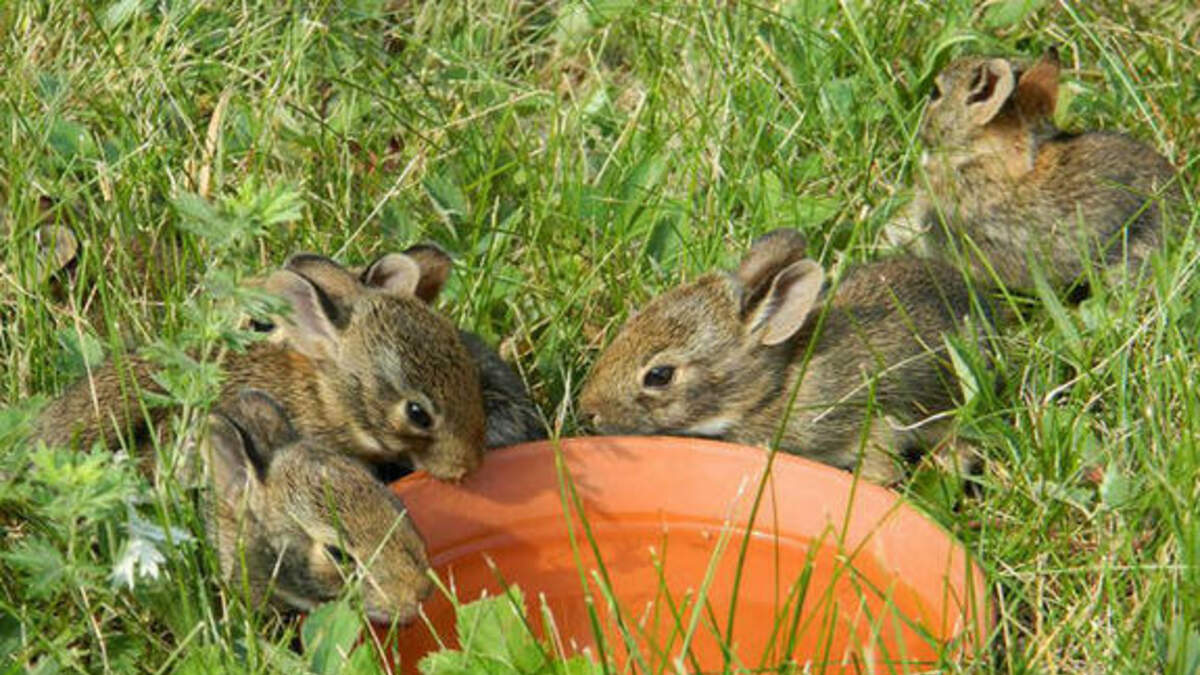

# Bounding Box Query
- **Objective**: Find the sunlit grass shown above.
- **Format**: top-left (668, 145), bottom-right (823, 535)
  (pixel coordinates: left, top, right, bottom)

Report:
top-left (2, 0), bottom-right (1197, 672)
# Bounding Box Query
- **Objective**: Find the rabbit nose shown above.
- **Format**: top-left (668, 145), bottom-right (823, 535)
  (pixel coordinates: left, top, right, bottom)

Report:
top-left (581, 411), bottom-right (601, 430)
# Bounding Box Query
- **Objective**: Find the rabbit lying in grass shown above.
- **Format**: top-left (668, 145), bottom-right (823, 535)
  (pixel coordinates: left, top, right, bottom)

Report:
top-left (29, 224), bottom-right (79, 285)
top-left (887, 48), bottom-right (1181, 293)
top-left (3, 196), bottom-right (191, 336)
top-left (206, 388), bottom-right (431, 623)
top-left (0, 225), bottom-right (78, 313)
top-left (579, 229), bottom-right (984, 484)
top-left (34, 248), bottom-right (487, 481)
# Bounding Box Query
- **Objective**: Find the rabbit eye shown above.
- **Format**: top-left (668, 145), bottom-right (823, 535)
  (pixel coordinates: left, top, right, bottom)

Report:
top-left (929, 83), bottom-right (942, 101)
top-left (324, 544), bottom-right (355, 567)
top-left (406, 401), bottom-right (433, 430)
top-left (643, 365), bottom-right (675, 388)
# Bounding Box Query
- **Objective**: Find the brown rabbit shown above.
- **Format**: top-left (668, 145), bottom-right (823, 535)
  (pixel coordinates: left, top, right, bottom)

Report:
top-left (5, 196), bottom-right (192, 335)
top-left (206, 388), bottom-right (432, 622)
top-left (887, 48), bottom-right (1181, 292)
top-left (30, 224), bottom-right (80, 285)
top-left (33, 249), bottom-right (486, 481)
top-left (0, 224), bottom-right (78, 294)
top-left (1, 224), bottom-right (77, 312)
top-left (285, 246), bottom-right (546, 451)
top-left (1, 225), bottom-right (80, 360)
top-left (579, 229), bottom-right (983, 484)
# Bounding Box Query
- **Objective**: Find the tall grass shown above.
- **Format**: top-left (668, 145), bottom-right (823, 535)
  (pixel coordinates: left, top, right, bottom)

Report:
top-left (2, 0), bottom-right (1197, 672)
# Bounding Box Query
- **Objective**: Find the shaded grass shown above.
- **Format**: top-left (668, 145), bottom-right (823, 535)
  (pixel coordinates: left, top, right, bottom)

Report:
top-left (2, 0), bottom-right (1198, 672)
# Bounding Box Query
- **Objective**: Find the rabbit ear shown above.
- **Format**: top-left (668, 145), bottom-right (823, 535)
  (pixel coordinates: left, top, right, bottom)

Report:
top-left (746, 259), bottom-right (825, 346)
top-left (403, 244), bottom-right (453, 302)
top-left (34, 224), bottom-right (78, 281)
top-left (264, 269), bottom-right (340, 360)
top-left (207, 390), bottom-right (296, 495)
top-left (231, 389), bottom-right (298, 457)
top-left (361, 245), bottom-right (453, 303)
top-left (360, 252), bottom-right (422, 298)
top-left (736, 229), bottom-right (809, 312)
top-left (966, 59), bottom-right (1016, 126)
top-left (205, 412), bottom-right (266, 508)
top-left (284, 253), bottom-right (361, 326)
top-left (1015, 48), bottom-right (1060, 120)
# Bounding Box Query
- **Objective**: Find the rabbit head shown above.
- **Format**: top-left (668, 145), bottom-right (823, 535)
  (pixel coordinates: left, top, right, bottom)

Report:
top-left (33, 224), bottom-right (79, 283)
top-left (288, 247), bottom-right (546, 451)
top-left (260, 248), bottom-right (486, 480)
top-left (920, 49), bottom-right (1060, 175)
top-left (205, 389), bottom-right (433, 624)
top-left (579, 230), bottom-right (823, 437)
top-left (1, 224), bottom-right (77, 316)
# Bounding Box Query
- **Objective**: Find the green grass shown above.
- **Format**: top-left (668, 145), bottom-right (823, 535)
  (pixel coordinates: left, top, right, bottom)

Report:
top-left (2, 0), bottom-right (1198, 672)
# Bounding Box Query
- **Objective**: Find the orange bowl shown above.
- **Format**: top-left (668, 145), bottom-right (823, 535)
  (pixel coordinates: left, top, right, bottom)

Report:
top-left (383, 436), bottom-right (991, 672)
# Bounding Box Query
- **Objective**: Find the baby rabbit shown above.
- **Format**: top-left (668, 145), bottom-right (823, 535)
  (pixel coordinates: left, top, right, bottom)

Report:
top-left (285, 246), bottom-right (546, 450)
top-left (30, 224), bottom-right (80, 285)
top-left (34, 248), bottom-right (486, 481)
top-left (206, 388), bottom-right (432, 623)
top-left (579, 229), bottom-right (981, 484)
top-left (1, 225), bottom-right (78, 321)
top-left (888, 48), bottom-right (1180, 292)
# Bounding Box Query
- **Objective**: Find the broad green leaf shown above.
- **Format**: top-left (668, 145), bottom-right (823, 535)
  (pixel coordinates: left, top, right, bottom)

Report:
top-left (52, 327), bottom-right (105, 376)
top-left (558, 655), bottom-right (606, 675)
top-left (982, 0), bottom-right (1046, 29)
top-left (588, 0), bottom-right (636, 24)
top-left (619, 153), bottom-right (669, 229)
top-left (455, 587), bottom-right (532, 663)
top-left (645, 213), bottom-right (684, 265)
top-left (943, 334), bottom-right (982, 406)
top-left (103, 0), bottom-right (143, 29)
top-left (46, 118), bottom-right (96, 161)
top-left (554, 2), bottom-right (593, 49)
top-left (754, 170), bottom-right (784, 215)
top-left (791, 195), bottom-right (840, 228)
top-left (302, 601), bottom-right (363, 675)
top-left (793, 154), bottom-right (824, 182)
top-left (417, 649), bottom-right (473, 675)
top-left (419, 585), bottom-right (601, 673)
top-left (1099, 468), bottom-right (1134, 510)
top-left (343, 640), bottom-right (388, 675)
top-left (819, 77), bottom-right (856, 123)
top-left (424, 172), bottom-right (470, 224)
top-left (782, 0), bottom-right (838, 21)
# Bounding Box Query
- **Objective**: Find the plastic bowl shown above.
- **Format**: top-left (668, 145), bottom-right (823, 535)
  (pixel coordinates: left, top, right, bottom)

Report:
top-left (383, 436), bottom-right (990, 672)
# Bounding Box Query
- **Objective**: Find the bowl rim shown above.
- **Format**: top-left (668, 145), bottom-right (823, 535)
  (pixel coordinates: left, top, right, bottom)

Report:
top-left (388, 434), bottom-right (995, 665)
